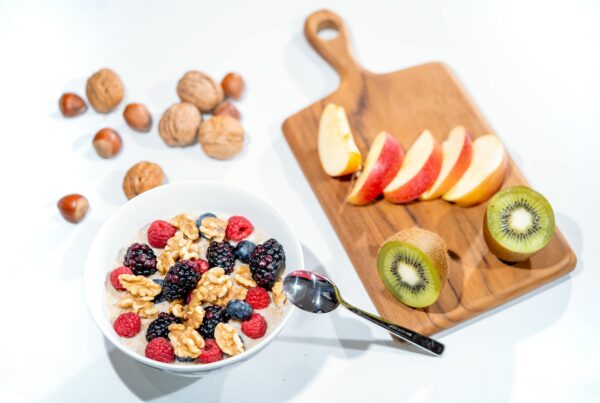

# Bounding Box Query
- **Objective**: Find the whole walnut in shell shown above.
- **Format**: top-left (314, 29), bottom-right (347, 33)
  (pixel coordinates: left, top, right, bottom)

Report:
top-left (122, 161), bottom-right (165, 199)
top-left (177, 71), bottom-right (223, 113)
top-left (199, 115), bottom-right (244, 160)
top-left (85, 68), bottom-right (124, 113)
top-left (158, 102), bottom-right (202, 147)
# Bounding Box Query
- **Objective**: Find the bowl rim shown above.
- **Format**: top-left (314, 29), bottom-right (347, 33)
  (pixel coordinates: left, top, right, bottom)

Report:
top-left (84, 181), bottom-right (303, 373)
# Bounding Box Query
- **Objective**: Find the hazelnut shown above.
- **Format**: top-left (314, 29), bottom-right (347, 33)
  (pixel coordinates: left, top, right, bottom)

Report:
top-left (177, 71), bottom-right (223, 112)
top-left (122, 161), bottom-right (165, 199)
top-left (213, 101), bottom-right (241, 120)
top-left (57, 194), bottom-right (89, 223)
top-left (93, 128), bottom-right (122, 158)
top-left (199, 115), bottom-right (244, 160)
top-left (158, 102), bottom-right (202, 147)
top-left (85, 68), bottom-right (124, 113)
top-left (221, 72), bottom-right (245, 100)
top-left (59, 93), bottom-right (87, 117)
top-left (123, 103), bottom-right (152, 132)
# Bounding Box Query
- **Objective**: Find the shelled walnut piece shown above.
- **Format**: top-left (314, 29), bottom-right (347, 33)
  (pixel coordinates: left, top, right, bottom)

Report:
top-left (168, 300), bottom-right (185, 319)
top-left (272, 280), bottom-right (286, 306)
top-left (214, 323), bottom-right (244, 356)
top-left (118, 274), bottom-right (162, 298)
top-left (233, 265), bottom-right (256, 288)
top-left (168, 324), bottom-right (205, 359)
top-left (183, 299), bottom-right (205, 329)
top-left (177, 71), bottom-right (223, 113)
top-left (170, 214), bottom-right (200, 240)
top-left (122, 161), bottom-right (165, 199)
top-left (192, 267), bottom-right (232, 305)
top-left (86, 68), bottom-right (124, 113)
top-left (118, 294), bottom-right (159, 318)
top-left (157, 251), bottom-right (176, 275)
top-left (164, 231), bottom-right (200, 261)
top-left (158, 102), bottom-right (202, 147)
top-left (199, 216), bottom-right (227, 242)
top-left (199, 115), bottom-right (244, 160)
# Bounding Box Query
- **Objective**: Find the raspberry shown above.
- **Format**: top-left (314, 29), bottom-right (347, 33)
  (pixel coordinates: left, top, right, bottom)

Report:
top-left (241, 313), bottom-right (267, 339)
top-left (113, 312), bottom-right (141, 338)
top-left (245, 287), bottom-right (270, 310)
top-left (198, 339), bottom-right (223, 364)
top-left (123, 243), bottom-right (157, 276)
top-left (146, 313), bottom-right (180, 341)
top-left (226, 216), bottom-right (254, 241)
top-left (249, 239), bottom-right (285, 290)
top-left (162, 260), bottom-right (201, 301)
top-left (193, 258), bottom-right (209, 276)
top-left (206, 241), bottom-right (235, 274)
top-left (145, 337), bottom-right (174, 363)
top-left (109, 266), bottom-right (133, 291)
top-left (147, 220), bottom-right (177, 248)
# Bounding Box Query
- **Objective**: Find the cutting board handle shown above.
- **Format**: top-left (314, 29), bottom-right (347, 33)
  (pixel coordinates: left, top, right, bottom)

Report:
top-left (305, 10), bottom-right (363, 82)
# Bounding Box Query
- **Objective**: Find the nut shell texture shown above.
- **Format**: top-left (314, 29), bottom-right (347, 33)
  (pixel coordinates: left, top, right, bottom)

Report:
top-left (177, 71), bottom-right (223, 112)
top-left (85, 68), bottom-right (124, 113)
top-left (199, 115), bottom-right (244, 160)
top-left (159, 103), bottom-right (201, 147)
top-left (122, 161), bottom-right (165, 199)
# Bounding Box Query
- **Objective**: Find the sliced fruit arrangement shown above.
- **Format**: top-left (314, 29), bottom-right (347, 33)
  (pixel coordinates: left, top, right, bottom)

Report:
top-left (420, 126), bottom-right (472, 200)
top-left (483, 185), bottom-right (555, 262)
top-left (383, 130), bottom-right (442, 203)
top-left (443, 134), bottom-right (507, 206)
top-left (377, 228), bottom-right (449, 308)
top-left (347, 131), bottom-right (404, 205)
top-left (318, 103), bottom-right (362, 177)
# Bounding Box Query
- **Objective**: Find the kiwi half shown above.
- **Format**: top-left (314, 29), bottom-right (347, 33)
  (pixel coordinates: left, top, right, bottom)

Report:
top-left (377, 228), bottom-right (449, 308)
top-left (484, 185), bottom-right (555, 262)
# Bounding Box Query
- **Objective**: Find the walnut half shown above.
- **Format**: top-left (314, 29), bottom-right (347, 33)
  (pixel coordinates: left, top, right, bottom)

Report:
top-left (215, 323), bottom-right (244, 356)
top-left (168, 324), bottom-right (205, 359)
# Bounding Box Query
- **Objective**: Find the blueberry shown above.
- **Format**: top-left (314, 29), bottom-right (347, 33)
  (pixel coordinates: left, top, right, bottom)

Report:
top-left (227, 299), bottom-right (253, 321)
top-left (196, 212), bottom-right (216, 237)
top-left (175, 356), bottom-right (195, 362)
top-left (153, 279), bottom-right (165, 303)
top-left (234, 240), bottom-right (256, 264)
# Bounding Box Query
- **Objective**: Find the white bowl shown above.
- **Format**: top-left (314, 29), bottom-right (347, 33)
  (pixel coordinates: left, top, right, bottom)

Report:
top-left (84, 181), bottom-right (303, 377)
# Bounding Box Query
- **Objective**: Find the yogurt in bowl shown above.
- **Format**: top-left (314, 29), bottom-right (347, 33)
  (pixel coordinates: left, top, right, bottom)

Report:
top-left (84, 182), bottom-right (302, 376)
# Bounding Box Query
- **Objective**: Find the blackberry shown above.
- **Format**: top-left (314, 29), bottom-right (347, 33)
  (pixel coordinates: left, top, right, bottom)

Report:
top-left (198, 305), bottom-right (230, 339)
top-left (162, 260), bottom-right (201, 301)
top-left (206, 241), bottom-right (236, 274)
top-left (234, 240), bottom-right (256, 264)
top-left (146, 313), bottom-right (180, 341)
top-left (123, 243), bottom-right (157, 276)
top-left (249, 239), bottom-right (286, 290)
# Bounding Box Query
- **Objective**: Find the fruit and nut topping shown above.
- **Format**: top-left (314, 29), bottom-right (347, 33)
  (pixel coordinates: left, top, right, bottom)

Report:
top-left (106, 211), bottom-right (287, 365)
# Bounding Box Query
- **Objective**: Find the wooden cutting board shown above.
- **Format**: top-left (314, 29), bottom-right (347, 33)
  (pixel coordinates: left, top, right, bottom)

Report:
top-left (282, 10), bottom-right (577, 336)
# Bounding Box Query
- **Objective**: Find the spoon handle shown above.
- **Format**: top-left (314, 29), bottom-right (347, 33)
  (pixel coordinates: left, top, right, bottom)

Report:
top-left (340, 301), bottom-right (445, 356)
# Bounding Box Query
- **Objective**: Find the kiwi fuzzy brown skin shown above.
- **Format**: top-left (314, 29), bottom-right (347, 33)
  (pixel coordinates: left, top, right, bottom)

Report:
top-left (380, 228), bottom-right (450, 305)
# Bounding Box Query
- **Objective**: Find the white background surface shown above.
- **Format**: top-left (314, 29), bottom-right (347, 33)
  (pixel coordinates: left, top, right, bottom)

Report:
top-left (1, 0), bottom-right (599, 402)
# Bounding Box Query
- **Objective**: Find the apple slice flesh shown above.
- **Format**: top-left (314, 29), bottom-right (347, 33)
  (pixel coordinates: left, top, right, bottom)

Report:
top-left (443, 134), bottom-right (507, 206)
top-left (420, 126), bottom-right (473, 200)
top-left (347, 131), bottom-right (404, 205)
top-left (383, 130), bottom-right (442, 203)
top-left (318, 103), bottom-right (362, 177)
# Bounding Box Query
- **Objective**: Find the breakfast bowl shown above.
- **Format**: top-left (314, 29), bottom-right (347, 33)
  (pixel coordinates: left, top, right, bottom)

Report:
top-left (84, 181), bottom-right (303, 377)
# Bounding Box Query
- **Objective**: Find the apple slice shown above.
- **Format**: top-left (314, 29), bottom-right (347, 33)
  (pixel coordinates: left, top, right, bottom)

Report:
top-left (383, 130), bottom-right (442, 203)
top-left (347, 131), bottom-right (404, 205)
top-left (318, 103), bottom-right (362, 177)
top-left (443, 134), bottom-right (507, 206)
top-left (420, 126), bottom-right (473, 200)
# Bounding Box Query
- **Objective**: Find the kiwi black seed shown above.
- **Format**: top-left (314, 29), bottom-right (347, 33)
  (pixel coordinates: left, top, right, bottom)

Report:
top-left (484, 185), bottom-right (555, 262)
top-left (377, 228), bottom-right (449, 308)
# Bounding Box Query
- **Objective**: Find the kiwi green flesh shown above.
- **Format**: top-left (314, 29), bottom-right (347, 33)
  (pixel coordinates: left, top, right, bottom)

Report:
top-left (377, 240), bottom-right (442, 308)
top-left (486, 186), bottom-right (555, 254)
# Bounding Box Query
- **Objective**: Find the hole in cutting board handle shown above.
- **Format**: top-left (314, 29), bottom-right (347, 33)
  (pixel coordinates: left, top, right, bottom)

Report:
top-left (316, 20), bottom-right (339, 40)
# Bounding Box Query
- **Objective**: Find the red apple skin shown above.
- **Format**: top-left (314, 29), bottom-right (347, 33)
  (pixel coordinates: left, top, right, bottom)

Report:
top-left (347, 133), bottom-right (404, 205)
top-left (383, 142), bottom-right (443, 203)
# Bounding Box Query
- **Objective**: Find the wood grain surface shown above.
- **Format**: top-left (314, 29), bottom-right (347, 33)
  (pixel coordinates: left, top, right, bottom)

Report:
top-left (282, 9), bottom-right (577, 336)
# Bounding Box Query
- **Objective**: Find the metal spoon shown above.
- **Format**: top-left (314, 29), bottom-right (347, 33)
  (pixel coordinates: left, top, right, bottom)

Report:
top-left (283, 270), bottom-right (445, 357)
